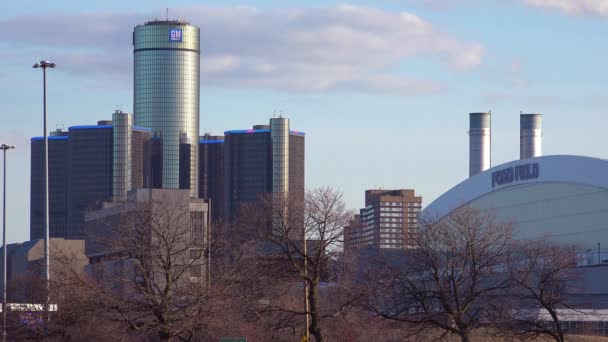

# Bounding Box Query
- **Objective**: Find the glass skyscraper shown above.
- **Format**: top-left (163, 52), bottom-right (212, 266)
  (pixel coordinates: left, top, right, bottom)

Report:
top-left (133, 20), bottom-right (200, 196)
top-left (222, 119), bottom-right (305, 221)
top-left (30, 119), bottom-right (153, 240)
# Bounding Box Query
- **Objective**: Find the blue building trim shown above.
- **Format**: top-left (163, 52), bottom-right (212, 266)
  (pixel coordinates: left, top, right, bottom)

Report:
top-left (224, 129), bottom-right (271, 135)
top-left (31, 136), bottom-right (69, 142)
top-left (199, 140), bottom-right (225, 144)
top-left (68, 125), bottom-right (112, 130)
top-left (133, 126), bottom-right (152, 132)
top-left (289, 130), bottom-right (306, 136)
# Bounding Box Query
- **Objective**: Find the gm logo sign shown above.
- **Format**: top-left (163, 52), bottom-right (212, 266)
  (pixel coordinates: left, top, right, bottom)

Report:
top-left (169, 29), bottom-right (182, 42)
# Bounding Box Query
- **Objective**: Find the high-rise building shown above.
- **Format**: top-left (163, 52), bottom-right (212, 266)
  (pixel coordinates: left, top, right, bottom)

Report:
top-left (346, 189), bottom-right (422, 251)
top-left (198, 134), bottom-right (224, 223)
top-left (133, 20), bottom-right (200, 196)
top-left (30, 115), bottom-right (152, 240)
top-left (30, 132), bottom-right (69, 239)
top-left (66, 122), bottom-right (114, 238)
top-left (223, 118), bottom-right (305, 221)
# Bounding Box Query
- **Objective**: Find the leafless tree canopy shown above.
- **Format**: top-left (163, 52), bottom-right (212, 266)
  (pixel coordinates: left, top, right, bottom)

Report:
top-left (367, 207), bottom-right (514, 342)
top-left (51, 195), bottom-right (244, 341)
top-left (506, 239), bottom-right (580, 342)
top-left (242, 187), bottom-right (354, 342)
top-left (11, 192), bottom-right (590, 341)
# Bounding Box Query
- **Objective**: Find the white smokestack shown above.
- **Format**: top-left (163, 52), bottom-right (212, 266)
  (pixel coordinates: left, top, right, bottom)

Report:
top-left (469, 112), bottom-right (491, 177)
top-left (520, 113), bottom-right (542, 160)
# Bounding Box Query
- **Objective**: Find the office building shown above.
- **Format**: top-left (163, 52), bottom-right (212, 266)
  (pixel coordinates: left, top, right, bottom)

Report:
top-left (198, 134), bottom-right (224, 223)
top-left (84, 189), bottom-right (210, 288)
top-left (30, 113), bottom-right (152, 239)
top-left (223, 118), bottom-right (305, 221)
top-left (133, 20), bottom-right (200, 196)
top-left (346, 189), bottom-right (422, 251)
top-left (30, 132), bottom-right (69, 239)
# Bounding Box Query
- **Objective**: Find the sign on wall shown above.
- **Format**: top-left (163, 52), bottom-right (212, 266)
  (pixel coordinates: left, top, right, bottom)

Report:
top-left (169, 28), bottom-right (182, 42)
top-left (492, 163), bottom-right (540, 188)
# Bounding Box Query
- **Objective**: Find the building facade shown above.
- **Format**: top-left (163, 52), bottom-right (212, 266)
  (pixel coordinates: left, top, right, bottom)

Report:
top-left (133, 20), bottom-right (200, 196)
top-left (67, 122), bottom-right (114, 238)
top-left (222, 118), bottom-right (305, 221)
top-left (422, 155), bottom-right (608, 253)
top-left (30, 133), bottom-right (69, 239)
top-left (84, 189), bottom-right (210, 288)
top-left (30, 116), bottom-right (152, 240)
top-left (198, 134), bottom-right (224, 223)
top-left (346, 189), bottom-right (422, 251)
top-left (0, 239), bottom-right (88, 292)
top-left (422, 112), bottom-right (608, 254)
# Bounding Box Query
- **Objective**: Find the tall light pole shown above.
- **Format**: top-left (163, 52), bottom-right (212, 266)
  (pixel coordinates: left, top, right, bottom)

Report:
top-left (303, 228), bottom-right (309, 342)
top-left (1, 144), bottom-right (14, 342)
top-left (33, 60), bottom-right (55, 325)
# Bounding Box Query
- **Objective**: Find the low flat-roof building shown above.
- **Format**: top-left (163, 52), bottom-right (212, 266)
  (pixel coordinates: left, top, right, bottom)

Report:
top-left (0, 238), bottom-right (87, 294)
top-left (84, 188), bottom-right (210, 291)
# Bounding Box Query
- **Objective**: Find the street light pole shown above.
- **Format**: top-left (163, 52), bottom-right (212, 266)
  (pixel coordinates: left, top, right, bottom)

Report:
top-left (33, 60), bottom-right (55, 327)
top-left (1, 144), bottom-right (14, 342)
top-left (303, 227), bottom-right (309, 342)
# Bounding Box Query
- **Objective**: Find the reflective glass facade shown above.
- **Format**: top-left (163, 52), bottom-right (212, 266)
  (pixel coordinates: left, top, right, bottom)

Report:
top-left (30, 122), bottom-right (152, 239)
top-left (67, 126), bottom-right (114, 238)
top-left (223, 122), bottom-right (305, 221)
top-left (198, 135), bottom-right (225, 223)
top-left (133, 20), bottom-right (200, 196)
top-left (30, 135), bottom-right (69, 240)
top-left (271, 118), bottom-right (289, 198)
top-left (112, 110), bottom-right (133, 202)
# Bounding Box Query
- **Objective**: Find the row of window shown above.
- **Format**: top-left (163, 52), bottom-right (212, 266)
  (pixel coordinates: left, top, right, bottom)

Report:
top-left (380, 201), bottom-right (402, 207)
top-left (381, 217), bottom-right (402, 222)
top-left (380, 212), bottom-right (403, 217)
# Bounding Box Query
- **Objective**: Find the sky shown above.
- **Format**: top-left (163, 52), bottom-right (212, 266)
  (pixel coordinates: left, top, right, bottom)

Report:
top-left (1, 0), bottom-right (608, 243)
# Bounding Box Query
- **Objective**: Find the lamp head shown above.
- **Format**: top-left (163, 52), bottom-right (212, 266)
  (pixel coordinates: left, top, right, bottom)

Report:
top-left (33, 61), bottom-right (56, 69)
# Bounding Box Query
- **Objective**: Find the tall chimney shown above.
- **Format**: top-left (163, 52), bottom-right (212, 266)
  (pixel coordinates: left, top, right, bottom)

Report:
top-left (469, 112), bottom-right (491, 177)
top-left (520, 113), bottom-right (542, 160)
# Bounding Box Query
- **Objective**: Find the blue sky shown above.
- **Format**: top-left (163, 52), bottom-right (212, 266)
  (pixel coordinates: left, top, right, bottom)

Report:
top-left (1, 0), bottom-right (608, 243)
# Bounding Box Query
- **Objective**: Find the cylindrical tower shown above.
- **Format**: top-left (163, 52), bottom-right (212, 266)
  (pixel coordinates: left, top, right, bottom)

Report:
top-left (469, 112), bottom-right (491, 177)
top-left (112, 110), bottom-right (133, 202)
top-left (520, 113), bottom-right (542, 160)
top-left (133, 20), bottom-right (200, 197)
top-left (271, 117), bottom-right (290, 197)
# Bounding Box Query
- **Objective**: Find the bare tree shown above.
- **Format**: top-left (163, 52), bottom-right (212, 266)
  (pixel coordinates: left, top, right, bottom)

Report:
top-left (367, 206), bottom-right (514, 342)
top-left (54, 193), bottom-right (243, 341)
top-left (245, 187), bottom-right (354, 342)
top-left (506, 239), bottom-right (580, 342)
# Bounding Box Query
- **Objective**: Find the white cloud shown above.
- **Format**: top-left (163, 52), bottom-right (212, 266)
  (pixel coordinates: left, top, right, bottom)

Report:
top-left (521, 0), bottom-right (608, 17)
top-left (0, 4), bottom-right (484, 94)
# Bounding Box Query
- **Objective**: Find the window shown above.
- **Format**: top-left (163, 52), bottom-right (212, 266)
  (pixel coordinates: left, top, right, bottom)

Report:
top-left (190, 211), bottom-right (204, 245)
top-left (190, 248), bottom-right (203, 260)
top-left (189, 264), bottom-right (202, 278)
